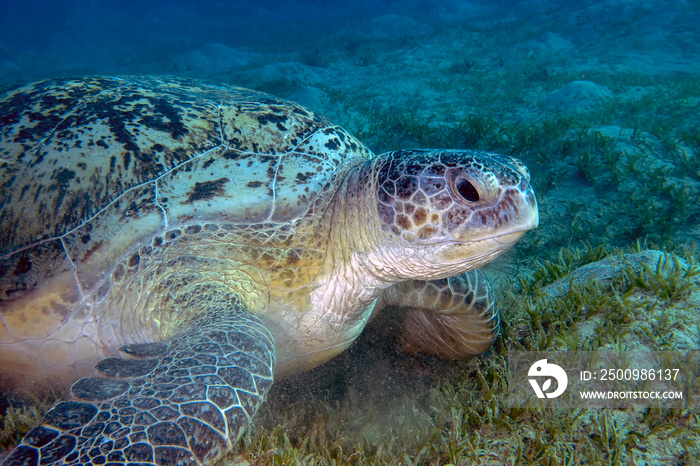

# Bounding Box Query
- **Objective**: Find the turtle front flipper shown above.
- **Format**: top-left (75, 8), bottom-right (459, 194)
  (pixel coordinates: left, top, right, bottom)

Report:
top-left (3, 311), bottom-right (275, 466)
top-left (379, 270), bottom-right (498, 359)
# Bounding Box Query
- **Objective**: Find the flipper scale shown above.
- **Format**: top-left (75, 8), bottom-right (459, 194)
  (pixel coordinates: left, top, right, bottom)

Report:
top-left (2, 311), bottom-right (275, 466)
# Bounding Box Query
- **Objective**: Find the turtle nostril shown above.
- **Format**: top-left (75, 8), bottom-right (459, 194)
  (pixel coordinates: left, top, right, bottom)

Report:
top-left (456, 178), bottom-right (480, 202)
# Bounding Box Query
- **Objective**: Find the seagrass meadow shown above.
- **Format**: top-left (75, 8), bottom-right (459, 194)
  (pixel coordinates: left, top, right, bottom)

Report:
top-left (1, 0), bottom-right (700, 465)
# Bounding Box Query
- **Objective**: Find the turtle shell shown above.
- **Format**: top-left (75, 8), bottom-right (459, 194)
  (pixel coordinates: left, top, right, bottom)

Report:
top-left (0, 76), bottom-right (372, 302)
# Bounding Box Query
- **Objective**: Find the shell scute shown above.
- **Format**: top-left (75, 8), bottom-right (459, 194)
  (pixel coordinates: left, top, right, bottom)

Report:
top-left (1, 76), bottom-right (221, 259)
top-left (0, 75), bottom-right (373, 305)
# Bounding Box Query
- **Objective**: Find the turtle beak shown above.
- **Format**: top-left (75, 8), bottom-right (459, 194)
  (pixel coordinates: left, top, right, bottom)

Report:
top-left (496, 187), bottom-right (539, 241)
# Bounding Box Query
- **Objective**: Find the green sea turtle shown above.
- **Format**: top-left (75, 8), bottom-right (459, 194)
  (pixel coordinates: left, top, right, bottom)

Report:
top-left (0, 76), bottom-right (538, 465)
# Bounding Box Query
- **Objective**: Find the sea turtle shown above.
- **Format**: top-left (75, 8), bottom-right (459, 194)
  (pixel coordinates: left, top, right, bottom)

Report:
top-left (0, 76), bottom-right (538, 465)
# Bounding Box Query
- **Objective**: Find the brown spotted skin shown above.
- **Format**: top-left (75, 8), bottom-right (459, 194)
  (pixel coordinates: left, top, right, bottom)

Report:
top-left (374, 149), bottom-right (536, 245)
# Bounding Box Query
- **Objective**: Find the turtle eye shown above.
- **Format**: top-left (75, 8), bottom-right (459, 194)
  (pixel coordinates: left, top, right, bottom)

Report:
top-left (455, 177), bottom-right (480, 202)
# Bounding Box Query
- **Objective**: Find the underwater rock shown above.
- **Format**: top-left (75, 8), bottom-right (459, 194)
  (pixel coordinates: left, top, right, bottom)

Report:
top-left (287, 85), bottom-right (331, 115)
top-left (545, 80), bottom-right (612, 114)
top-left (0, 60), bottom-right (22, 84)
top-left (234, 61), bottom-right (330, 96)
top-left (346, 15), bottom-right (434, 41)
top-left (171, 43), bottom-right (266, 75)
top-left (512, 0), bottom-right (561, 18)
top-left (542, 250), bottom-right (687, 299)
top-left (544, 250), bottom-right (700, 352)
top-left (244, 62), bottom-right (304, 83)
top-left (422, 1), bottom-right (497, 23)
top-left (535, 32), bottom-right (576, 55)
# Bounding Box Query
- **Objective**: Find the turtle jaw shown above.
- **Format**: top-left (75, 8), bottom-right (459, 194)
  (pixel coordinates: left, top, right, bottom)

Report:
top-left (431, 229), bottom-right (529, 271)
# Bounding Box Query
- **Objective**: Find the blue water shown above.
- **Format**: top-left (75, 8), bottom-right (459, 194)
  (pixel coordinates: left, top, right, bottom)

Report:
top-left (3, 0), bottom-right (696, 85)
top-left (0, 0), bottom-right (411, 80)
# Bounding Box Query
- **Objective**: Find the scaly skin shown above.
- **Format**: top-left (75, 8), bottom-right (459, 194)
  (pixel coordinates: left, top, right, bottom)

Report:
top-left (379, 270), bottom-right (497, 358)
top-left (3, 303), bottom-right (275, 466)
top-left (0, 77), bottom-right (538, 465)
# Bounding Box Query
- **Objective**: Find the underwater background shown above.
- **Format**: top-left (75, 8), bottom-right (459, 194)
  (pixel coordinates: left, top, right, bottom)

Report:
top-left (1, 0), bottom-right (699, 464)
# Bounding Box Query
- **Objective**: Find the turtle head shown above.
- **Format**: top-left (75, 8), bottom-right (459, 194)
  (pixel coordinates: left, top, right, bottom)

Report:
top-left (367, 149), bottom-right (538, 278)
